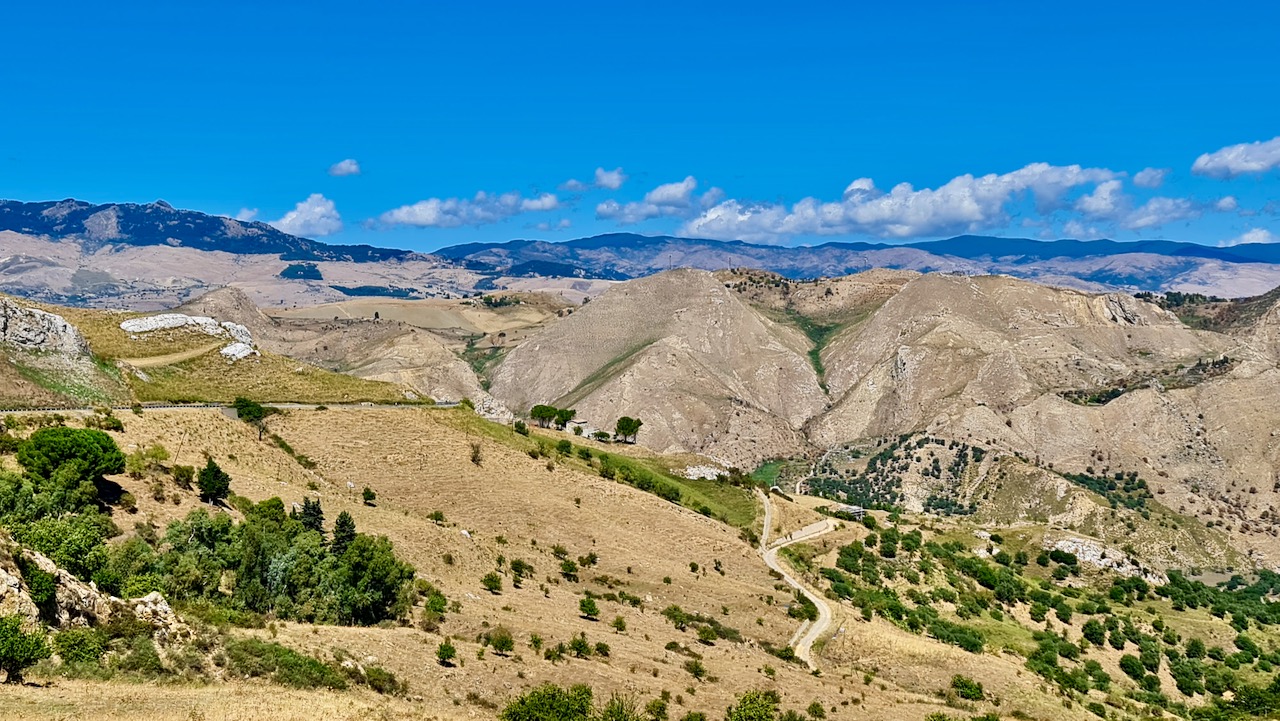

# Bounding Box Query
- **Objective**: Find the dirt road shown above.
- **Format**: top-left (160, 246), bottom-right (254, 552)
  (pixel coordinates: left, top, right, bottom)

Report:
top-left (756, 489), bottom-right (837, 669)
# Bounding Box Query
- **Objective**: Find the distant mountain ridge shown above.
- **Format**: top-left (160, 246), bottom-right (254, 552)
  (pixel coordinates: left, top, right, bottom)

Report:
top-left (438, 231), bottom-right (1280, 275)
top-left (0, 198), bottom-right (415, 262)
top-left (3, 197), bottom-right (1280, 302)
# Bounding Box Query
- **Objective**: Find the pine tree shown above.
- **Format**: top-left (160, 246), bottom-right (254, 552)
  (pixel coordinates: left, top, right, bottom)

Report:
top-left (331, 511), bottom-right (356, 556)
top-left (196, 457), bottom-right (231, 503)
top-left (296, 497), bottom-right (324, 536)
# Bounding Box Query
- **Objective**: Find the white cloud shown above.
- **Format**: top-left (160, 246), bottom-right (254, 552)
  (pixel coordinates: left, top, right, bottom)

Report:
top-left (520, 193), bottom-right (560, 211)
top-left (645, 176), bottom-right (698, 207)
top-left (596, 176), bottom-right (719, 225)
top-left (1063, 220), bottom-right (1104, 239)
top-left (269, 194), bottom-right (343, 237)
top-left (1215, 196), bottom-right (1239, 212)
top-left (680, 163), bottom-right (1117, 242)
top-left (1121, 196), bottom-right (1199, 230)
top-left (328, 158), bottom-right (361, 177)
top-left (594, 167), bottom-right (627, 190)
top-left (234, 208), bottom-right (259, 222)
top-left (1218, 228), bottom-right (1279, 247)
top-left (379, 190), bottom-right (559, 228)
top-left (1192, 136), bottom-right (1280, 179)
top-left (535, 218), bottom-right (573, 232)
top-left (1074, 179), bottom-right (1127, 218)
top-left (561, 166), bottom-right (628, 192)
top-left (1132, 167), bottom-right (1169, 188)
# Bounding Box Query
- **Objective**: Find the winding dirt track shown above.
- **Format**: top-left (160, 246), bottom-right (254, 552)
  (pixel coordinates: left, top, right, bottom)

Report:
top-left (756, 489), bottom-right (837, 669)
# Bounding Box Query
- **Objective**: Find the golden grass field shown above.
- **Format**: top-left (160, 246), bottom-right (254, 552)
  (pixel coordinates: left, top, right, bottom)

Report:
top-left (0, 406), bottom-right (1153, 721)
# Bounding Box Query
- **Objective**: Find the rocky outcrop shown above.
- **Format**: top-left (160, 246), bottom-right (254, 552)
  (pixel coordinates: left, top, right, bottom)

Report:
top-left (0, 297), bottom-right (91, 355)
top-left (121, 312), bottom-right (257, 361)
top-left (0, 537), bottom-right (188, 642)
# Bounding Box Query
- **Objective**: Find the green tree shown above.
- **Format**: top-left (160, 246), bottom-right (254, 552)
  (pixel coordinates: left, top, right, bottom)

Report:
top-left (614, 417), bottom-right (643, 443)
top-left (579, 597), bottom-right (600, 620)
top-left (611, 615), bottom-right (627, 633)
top-left (334, 534), bottom-right (416, 625)
top-left (232, 397), bottom-right (269, 423)
top-left (17, 427), bottom-right (125, 482)
top-left (724, 690), bottom-right (780, 721)
top-left (1082, 619), bottom-right (1106, 645)
top-left (362, 487), bottom-right (377, 505)
top-left (436, 640), bottom-right (457, 666)
top-left (482, 572), bottom-right (503, 594)
top-left (196, 457), bottom-right (231, 503)
top-left (553, 408), bottom-right (576, 430)
top-left (501, 683), bottom-right (593, 721)
top-left (293, 497), bottom-right (324, 536)
top-left (331, 511), bottom-right (356, 556)
top-left (556, 439), bottom-right (573, 456)
top-left (0, 615), bottom-right (51, 684)
top-left (530, 405), bottom-right (558, 429)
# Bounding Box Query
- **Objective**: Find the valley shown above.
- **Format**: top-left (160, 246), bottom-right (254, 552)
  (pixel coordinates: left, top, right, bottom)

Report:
top-left (3, 261), bottom-right (1280, 721)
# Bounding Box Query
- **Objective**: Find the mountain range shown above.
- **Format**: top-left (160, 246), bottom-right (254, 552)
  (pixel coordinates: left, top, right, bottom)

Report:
top-left (3, 198), bottom-right (1280, 309)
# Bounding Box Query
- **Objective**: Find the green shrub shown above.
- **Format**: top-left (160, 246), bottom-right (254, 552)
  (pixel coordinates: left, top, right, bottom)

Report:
top-left (0, 614), bottom-right (51, 683)
top-left (223, 638), bottom-right (346, 689)
top-left (950, 674), bottom-right (984, 701)
top-left (53, 628), bottom-right (106, 664)
top-left (501, 682), bottom-right (593, 721)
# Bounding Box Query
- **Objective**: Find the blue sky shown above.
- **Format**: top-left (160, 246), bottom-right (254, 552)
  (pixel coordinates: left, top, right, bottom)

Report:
top-left (2, 1), bottom-right (1278, 251)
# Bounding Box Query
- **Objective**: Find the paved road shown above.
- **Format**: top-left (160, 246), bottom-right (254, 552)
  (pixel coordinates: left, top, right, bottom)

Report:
top-left (755, 489), bottom-right (838, 670)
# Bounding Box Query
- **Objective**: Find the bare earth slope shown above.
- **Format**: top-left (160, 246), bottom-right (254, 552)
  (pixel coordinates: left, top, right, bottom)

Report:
top-left (489, 269), bottom-right (828, 467)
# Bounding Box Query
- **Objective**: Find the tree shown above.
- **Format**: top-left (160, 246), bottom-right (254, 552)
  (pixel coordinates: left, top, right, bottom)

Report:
top-left (232, 397), bottom-right (268, 423)
top-left (724, 690), bottom-right (781, 721)
top-left (530, 405), bottom-right (558, 428)
top-left (331, 511), bottom-right (356, 556)
top-left (579, 597), bottom-right (599, 620)
top-left (514, 420), bottom-right (530, 436)
top-left (611, 615), bottom-right (627, 633)
top-left (293, 497), bottom-right (324, 536)
top-left (17, 427), bottom-right (125, 482)
top-left (0, 615), bottom-right (51, 684)
top-left (436, 640), bottom-right (457, 666)
top-left (500, 683), bottom-right (593, 721)
top-left (556, 439), bottom-right (573, 456)
top-left (553, 408), bottom-right (576, 430)
top-left (614, 417), bottom-right (643, 444)
top-left (333, 534), bottom-right (416, 625)
top-left (482, 572), bottom-right (503, 594)
top-left (196, 457), bottom-right (231, 504)
top-left (362, 487), bottom-right (377, 505)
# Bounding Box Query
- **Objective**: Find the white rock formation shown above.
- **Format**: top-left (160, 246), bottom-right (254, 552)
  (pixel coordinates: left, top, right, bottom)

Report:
top-left (0, 297), bottom-right (90, 355)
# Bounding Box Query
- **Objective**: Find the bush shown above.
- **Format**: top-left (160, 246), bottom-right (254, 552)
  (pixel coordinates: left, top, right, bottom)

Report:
top-left (0, 615), bottom-right (51, 683)
top-left (114, 636), bottom-right (168, 677)
top-left (437, 640), bottom-right (457, 666)
top-left (501, 683), bottom-right (594, 721)
top-left (53, 628), bottom-right (106, 664)
top-left (223, 638), bottom-right (346, 689)
top-left (950, 674), bottom-right (984, 701)
top-left (579, 597), bottom-right (599, 620)
top-left (362, 665), bottom-right (407, 695)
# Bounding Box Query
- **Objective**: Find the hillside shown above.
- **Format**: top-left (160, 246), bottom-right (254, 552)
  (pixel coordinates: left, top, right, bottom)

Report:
top-left (489, 269), bottom-right (828, 467)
